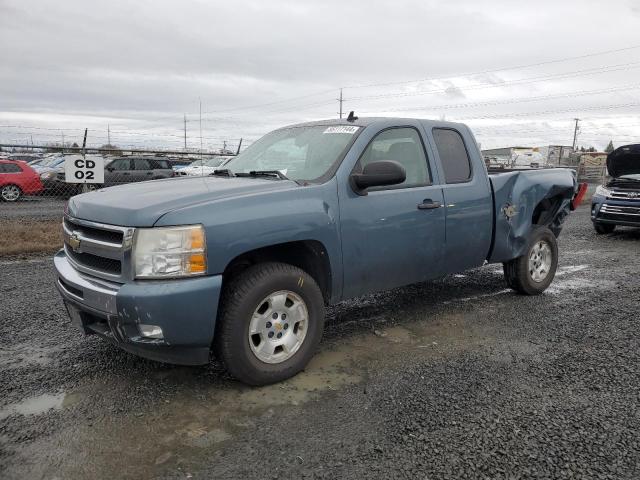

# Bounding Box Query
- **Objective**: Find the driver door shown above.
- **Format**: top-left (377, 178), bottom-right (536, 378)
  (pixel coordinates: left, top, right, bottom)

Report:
top-left (339, 126), bottom-right (445, 299)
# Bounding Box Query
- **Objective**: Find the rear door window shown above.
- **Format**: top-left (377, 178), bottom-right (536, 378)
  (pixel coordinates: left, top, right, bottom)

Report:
top-left (432, 128), bottom-right (472, 184)
top-left (132, 159), bottom-right (152, 170)
top-left (150, 159), bottom-right (169, 169)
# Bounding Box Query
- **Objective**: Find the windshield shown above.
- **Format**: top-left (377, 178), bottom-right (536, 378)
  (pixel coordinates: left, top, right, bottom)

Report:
top-left (224, 125), bottom-right (360, 182)
top-left (620, 174), bottom-right (640, 180)
top-left (39, 155), bottom-right (64, 167)
top-left (203, 157), bottom-right (228, 167)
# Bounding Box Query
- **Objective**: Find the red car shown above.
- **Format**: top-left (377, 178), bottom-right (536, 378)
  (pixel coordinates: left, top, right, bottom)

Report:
top-left (0, 159), bottom-right (43, 201)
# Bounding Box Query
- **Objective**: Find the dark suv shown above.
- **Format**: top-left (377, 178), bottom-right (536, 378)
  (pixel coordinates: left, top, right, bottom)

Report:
top-left (103, 157), bottom-right (174, 187)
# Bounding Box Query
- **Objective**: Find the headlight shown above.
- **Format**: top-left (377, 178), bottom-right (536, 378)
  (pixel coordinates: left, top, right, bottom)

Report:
top-left (133, 225), bottom-right (206, 278)
top-left (595, 185), bottom-right (611, 197)
top-left (40, 171), bottom-right (55, 180)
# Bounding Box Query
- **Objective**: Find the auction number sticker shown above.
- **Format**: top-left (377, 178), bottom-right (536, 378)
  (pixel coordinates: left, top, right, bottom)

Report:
top-left (65, 156), bottom-right (104, 183)
top-left (323, 126), bottom-right (359, 134)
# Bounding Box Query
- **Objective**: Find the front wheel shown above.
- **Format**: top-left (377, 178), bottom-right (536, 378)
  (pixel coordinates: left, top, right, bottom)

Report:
top-left (503, 225), bottom-right (558, 295)
top-left (594, 223), bottom-right (615, 234)
top-left (1, 184), bottom-right (22, 202)
top-left (215, 262), bottom-right (325, 385)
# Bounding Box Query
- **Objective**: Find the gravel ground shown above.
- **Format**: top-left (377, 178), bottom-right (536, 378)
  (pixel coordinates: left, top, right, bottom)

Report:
top-left (1, 206), bottom-right (639, 479)
top-left (0, 197), bottom-right (66, 220)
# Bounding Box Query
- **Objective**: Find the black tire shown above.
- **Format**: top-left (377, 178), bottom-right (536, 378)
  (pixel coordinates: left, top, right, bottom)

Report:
top-left (503, 225), bottom-right (558, 295)
top-left (214, 262), bottom-right (325, 385)
top-left (1, 184), bottom-right (22, 202)
top-left (594, 223), bottom-right (615, 234)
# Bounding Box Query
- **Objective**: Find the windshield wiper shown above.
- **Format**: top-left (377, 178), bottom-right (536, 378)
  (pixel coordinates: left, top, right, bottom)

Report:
top-left (236, 170), bottom-right (291, 180)
top-left (209, 169), bottom-right (235, 177)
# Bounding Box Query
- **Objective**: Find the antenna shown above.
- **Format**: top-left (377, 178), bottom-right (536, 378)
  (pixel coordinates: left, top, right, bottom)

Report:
top-left (346, 111), bottom-right (358, 122)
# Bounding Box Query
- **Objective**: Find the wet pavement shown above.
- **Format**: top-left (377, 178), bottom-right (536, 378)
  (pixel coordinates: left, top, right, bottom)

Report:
top-left (1, 206), bottom-right (640, 479)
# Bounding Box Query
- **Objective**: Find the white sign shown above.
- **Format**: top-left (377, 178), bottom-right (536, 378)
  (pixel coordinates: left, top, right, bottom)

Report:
top-left (323, 126), bottom-right (359, 134)
top-left (65, 156), bottom-right (104, 183)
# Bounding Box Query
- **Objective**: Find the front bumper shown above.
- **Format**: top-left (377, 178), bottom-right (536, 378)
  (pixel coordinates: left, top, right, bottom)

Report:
top-left (54, 249), bottom-right (223, 365)
top-left (591, 197), bottom-right (640, 227)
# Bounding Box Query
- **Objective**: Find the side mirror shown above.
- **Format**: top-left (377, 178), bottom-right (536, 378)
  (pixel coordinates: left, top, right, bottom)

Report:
top-left (106, 166), bottom-right (114, 172)
top-left (350, 160), bottom-right (406, 194)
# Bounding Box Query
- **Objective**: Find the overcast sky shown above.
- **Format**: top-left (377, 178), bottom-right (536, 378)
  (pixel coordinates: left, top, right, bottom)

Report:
top-left (1, 0), bottom-right (639, 151)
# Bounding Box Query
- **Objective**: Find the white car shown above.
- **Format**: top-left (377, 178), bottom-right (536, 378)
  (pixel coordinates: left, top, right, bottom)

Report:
top-left (176, 156), bottom-right (233, 176)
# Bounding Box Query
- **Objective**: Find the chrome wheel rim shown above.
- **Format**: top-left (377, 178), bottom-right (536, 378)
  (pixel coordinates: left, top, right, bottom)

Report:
top-left (528, 240), bottom-right (552, 283)
top-left (248, 290), bottom-right (308, 364)
top-left (2, 185), bottom-right (20, 201)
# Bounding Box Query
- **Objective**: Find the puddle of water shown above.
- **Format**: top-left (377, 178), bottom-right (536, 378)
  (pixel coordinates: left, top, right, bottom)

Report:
top-left (0, 391), bottom-right (83, 421)
top-left (1, 393), bottom-right (64, 420)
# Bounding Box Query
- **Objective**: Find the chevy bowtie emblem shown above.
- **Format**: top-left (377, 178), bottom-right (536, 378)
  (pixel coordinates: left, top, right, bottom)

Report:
top-left (68, 233), bottom-right (81, 252)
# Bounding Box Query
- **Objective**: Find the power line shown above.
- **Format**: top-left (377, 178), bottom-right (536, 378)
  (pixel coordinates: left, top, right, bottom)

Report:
top-left (343, 44), bottom-right (640, 89)
top-left (350, 61), bottom-right (640, 103)
top-left (357, 83), bottom-right (640, 115)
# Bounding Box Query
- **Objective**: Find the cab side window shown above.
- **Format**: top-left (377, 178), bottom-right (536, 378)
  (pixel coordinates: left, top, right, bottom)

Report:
top-left (359, 127), bottom-right (430, 188)
top-left (432, 128), bottom-right (472, 183)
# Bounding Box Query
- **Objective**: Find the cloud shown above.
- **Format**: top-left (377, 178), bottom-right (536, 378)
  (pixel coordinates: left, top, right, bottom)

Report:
top-left (1, 0), bottom-right (639, 151)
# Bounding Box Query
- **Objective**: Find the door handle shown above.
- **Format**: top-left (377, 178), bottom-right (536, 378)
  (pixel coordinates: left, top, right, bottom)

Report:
top-left (417, 200), bottom-right (442, 210)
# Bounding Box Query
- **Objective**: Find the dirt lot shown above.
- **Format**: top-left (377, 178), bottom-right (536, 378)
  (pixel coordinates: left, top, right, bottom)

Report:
top-left (1, 206), bottom-right (640, 479)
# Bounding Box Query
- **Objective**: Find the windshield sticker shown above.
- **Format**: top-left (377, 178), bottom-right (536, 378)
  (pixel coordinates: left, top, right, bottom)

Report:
top-left (323, 126), bottom-right (359, 135)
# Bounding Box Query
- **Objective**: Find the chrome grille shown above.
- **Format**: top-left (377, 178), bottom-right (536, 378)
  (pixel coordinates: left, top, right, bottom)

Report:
top-left (63, 215), bottom-right (134, 282)
top-left (607, 190), bottom-right (640, 202)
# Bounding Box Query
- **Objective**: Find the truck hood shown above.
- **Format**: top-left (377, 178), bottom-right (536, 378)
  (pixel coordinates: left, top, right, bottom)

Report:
top-left (607, 144), bottom-right (640, 178)
top-left (67, 176), bottom-right (298, 227)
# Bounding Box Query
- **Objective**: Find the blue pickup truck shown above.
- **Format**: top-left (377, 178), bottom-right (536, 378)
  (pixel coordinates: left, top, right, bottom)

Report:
top-left (55, 116), bottom-right (581, 384)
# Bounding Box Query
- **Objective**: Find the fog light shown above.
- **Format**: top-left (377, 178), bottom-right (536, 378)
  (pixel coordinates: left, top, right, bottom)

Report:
top-left (139, 324), bottom-right (164, 339)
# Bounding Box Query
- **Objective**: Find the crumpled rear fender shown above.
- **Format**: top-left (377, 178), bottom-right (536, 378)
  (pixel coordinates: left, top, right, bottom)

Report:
top-left (488, 169), bottom-right (577, 263)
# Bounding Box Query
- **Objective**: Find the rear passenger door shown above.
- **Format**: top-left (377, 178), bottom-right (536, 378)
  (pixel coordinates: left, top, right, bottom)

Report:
top-left (129, 158), bottom-right (152, 182)
top-left (430, 128), bottom-right (493, 274)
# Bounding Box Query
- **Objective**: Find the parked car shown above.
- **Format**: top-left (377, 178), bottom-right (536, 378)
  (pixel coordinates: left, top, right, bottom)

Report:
top-left (0, 159), bottom-right (43, 201)
top-left (168, 158), bottom-right (194, 172)
top-left (100, 157), bottom-right (174, 186)
top-left (174, 156), bottom-right (233, 176)
top-left (8, 153), bottom-right (43, 163)
top-left (55, 116), bottom-right (583, 385)
top-left (591, 144), bottom-right (640, 233)
top-left (31, 154), bottom-right (66, 173)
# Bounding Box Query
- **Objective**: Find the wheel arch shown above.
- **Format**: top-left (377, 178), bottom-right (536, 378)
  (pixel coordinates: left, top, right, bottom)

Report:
top-left (221, 240), bottom-right (333, 304)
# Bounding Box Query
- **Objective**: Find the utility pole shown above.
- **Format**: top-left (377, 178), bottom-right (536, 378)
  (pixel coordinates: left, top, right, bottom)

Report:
top-left (236, 138), bottom-right (243, 155)
top-left (223, 140), bottom-right (227, 152)
top-left (338, 88), bottom-right (343, 119)
top-left (199, 99), bottom-right (203, 158)
top-left (107, 124), bottom-right (111, 145)
top-left (183, 114), bottom-right (187, 150)
top-left (571, 118), bottom-right (580, 151)
top-left (61, 131), bottom-right (65, 149)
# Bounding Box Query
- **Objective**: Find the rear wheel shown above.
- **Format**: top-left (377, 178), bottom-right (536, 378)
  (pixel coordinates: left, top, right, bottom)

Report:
top-left (215, 262), bottom-right (325, 385)
top-left (503, 225), bottom-right (558, 295)
top-left (594, 223), bottom-right (615, 234)
top-left (1, 184), bottom-right (22, 202)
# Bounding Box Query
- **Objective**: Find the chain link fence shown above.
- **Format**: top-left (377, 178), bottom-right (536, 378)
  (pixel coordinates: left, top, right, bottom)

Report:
top-left (0, 151), bottom-right (234, 221)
